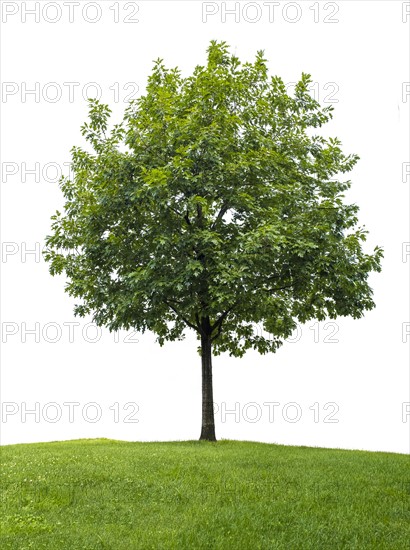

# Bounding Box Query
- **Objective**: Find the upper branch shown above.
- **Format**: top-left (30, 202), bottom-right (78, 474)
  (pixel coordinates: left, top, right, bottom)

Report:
top-left (210, 301), bottom-right (239, 339)
top-left (163, 299), bottom-right (199, 332)
top-left (211, 204), bottom-right (229, 230)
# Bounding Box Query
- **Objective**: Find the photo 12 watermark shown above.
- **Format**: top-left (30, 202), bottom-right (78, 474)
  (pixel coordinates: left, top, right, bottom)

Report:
top-left (201, 2), bottom-right (340, 24)
top-left (1, 401), bottom-right (140, 424)
top-left (213, 401), bottom-right (340, 424)
top-left (1, 2), bottom-right (140, 24)
top-left (1, 321), bottom-right (140, 344)
top-left (1, 162), bottom-right (73, 184)
top-left (1, 81), bottom-right (140, 104)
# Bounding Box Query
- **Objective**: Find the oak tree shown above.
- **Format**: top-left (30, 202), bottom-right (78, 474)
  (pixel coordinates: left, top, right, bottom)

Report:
top-left (44, 41), bottom-right (383, 441)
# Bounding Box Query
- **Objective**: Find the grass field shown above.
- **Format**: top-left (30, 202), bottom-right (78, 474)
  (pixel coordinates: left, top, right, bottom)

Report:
top-left (0, 438), bottom-right (409, 549)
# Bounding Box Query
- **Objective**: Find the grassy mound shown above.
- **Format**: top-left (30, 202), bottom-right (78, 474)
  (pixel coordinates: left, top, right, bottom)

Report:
top-left (0, 439), bottom-right (409, 548)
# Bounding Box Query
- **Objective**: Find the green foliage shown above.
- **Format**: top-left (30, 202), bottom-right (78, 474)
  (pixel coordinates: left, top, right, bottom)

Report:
top-left (44, 41), bottom-right (383, 357)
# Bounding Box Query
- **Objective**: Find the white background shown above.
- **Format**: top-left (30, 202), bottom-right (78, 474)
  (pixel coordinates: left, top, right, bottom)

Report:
top-left (1, 0), bottom-right (409, 453)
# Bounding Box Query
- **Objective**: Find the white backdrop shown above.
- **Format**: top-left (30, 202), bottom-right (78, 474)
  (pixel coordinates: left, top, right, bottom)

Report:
top-left (1, 0), bottom-right (409, 453)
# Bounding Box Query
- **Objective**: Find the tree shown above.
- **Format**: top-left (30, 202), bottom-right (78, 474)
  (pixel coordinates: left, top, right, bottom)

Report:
top-left (44, 41), bottom-right (383, 441)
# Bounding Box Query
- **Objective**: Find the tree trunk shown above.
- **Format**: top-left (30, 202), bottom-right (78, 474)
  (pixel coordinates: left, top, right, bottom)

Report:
top-left (199, 331), bottom-right (216, 441)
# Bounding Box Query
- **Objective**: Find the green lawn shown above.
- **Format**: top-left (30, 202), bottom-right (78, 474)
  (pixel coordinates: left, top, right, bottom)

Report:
top-left (0, 438), bottom-right (408, 549)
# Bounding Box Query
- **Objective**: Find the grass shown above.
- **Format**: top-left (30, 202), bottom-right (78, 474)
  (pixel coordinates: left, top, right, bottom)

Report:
top-left (0, 438), bottom-right (409, 549)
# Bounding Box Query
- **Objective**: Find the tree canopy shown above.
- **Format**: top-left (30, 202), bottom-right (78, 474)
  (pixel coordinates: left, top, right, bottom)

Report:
top-left (45, 40), bottom-right (383, 358)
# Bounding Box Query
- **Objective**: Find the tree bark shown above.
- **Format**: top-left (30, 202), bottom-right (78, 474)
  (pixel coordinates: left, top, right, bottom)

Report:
top-left (199, 330), bottom-right (216, 441)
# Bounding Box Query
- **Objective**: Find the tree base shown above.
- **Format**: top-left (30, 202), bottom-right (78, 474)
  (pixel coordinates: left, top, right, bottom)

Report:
top-left (199, 427), bottom-right (217, 442)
